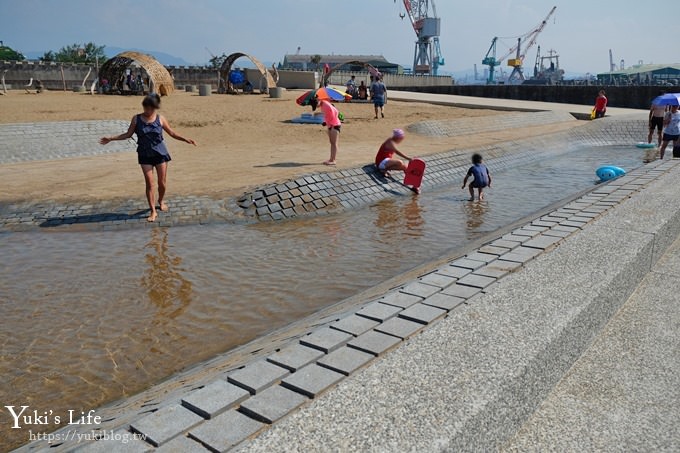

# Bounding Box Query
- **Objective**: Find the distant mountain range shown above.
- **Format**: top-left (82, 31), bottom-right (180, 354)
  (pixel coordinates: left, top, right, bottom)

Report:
top-left (105, 47), bottom-right (193, 66)
top-left (22, 47), bottom-right (194, 66)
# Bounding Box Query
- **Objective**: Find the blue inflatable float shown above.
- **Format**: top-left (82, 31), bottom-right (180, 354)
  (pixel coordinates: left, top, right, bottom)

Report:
top-left (596, 165), bottom-right (626, 182)
top-left (291, 112), bottom-right (325, 124)
top-left (636, 142), bottom-right (656, 149)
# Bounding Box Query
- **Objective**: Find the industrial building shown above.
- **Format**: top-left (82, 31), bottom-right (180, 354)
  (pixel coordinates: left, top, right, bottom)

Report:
top-left (281, 54), bottom-right (404, 74)
top-left (597, 64), bottom-right (680, 86)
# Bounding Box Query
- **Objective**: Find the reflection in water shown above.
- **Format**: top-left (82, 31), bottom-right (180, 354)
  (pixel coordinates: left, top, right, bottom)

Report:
top-left (463, 200), bottom-right (489, 231)
top-left (141, 228), bottom-right (192, 320)
top-left (373, 196), bottom-right (424, 239)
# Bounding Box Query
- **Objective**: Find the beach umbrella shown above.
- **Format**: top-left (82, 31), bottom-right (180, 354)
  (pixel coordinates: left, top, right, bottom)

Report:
top-left (651, 93), bottom-right (680, 106)
top-left (296, 87), bottom-right (352, 106)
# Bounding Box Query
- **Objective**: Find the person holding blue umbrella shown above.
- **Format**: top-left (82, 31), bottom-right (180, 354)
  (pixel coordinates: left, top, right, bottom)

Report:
top-left (660, 104), bottom-right (680, 159)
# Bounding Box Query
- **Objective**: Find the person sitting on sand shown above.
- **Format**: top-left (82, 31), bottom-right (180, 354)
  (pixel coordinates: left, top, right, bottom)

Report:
top-left (99, 93), bottom-right (196, 222)
top-left (374, 128), bottom-right (413, 177)
top-left (462, 153), bottom-right (492, 201)
top-left (358, 80), bottom-right (368, 100)
top-left (311, 96), bottom-right (341, 166)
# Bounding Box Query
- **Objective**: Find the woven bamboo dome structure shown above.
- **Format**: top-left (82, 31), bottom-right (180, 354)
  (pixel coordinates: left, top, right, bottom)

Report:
top-left (100, 51), bottom-right (174, 96)
top-left (220, 52), bottom-right (276, 93)
top-left (321, 60), bottom-right (381, 87)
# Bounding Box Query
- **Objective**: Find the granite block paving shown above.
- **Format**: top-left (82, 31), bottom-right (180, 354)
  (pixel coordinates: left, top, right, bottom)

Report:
top-left (0, 120), bottom-right (135, 164)
top-left (419, 272), bottom-right (457, 288)
top-left (181, 379), bottom-right (250, 419)
top-left (478, 245), bottom-right (511, 256)
top-left (317, 347), bottom-right (375, 376)
top-left (398, 281), bottom-right (441, 298)
top-left (130, 404), bottom-right (204, 447)
top-left (450, 257), bottom-right (487, 270)
top-left (420, 293), bottom-right (466, 311)
top-left (398, 303), bottom-right (447, 324)
top-left (266, 343), bottom-right (325, 373)
top-left (435, 265), bottom-right (472, 279)
top-left (227, 361), bottom-right (290, 395)
top-left (330, 315), bottom-right (380, 337)
top-left (542, 229), bottom-right (573, 238)
top-left (154, 435), bottom-right (208, 452)
top-left (375, 317), bottom-right (426, 340)
top-left (299, 327), bottom-right (353, 353)
top-left (441, 283), bottom-right (482, 299)
top-left (464, 251), bottom-right (498, 263)
top-left (281, 364), bottom-right (345, 398)
top-left (474, 259), bottom-right (522, 278)
top-left (239, 385), bottom-right (308, 424)
top-left (522, 234), bottom-right (564, 250)
top-left (348, 330), bottom-right (403, 356)
top-left (456, 273), bottom-right (497, 289)
top-left (380, 290), bottom-right (425, 308)
top-left (188, 410), bottom-right (265, 452)
top-left (355, 301), bottom-right (402, 322)
top-left (500, 246), bottom-right (543, 264)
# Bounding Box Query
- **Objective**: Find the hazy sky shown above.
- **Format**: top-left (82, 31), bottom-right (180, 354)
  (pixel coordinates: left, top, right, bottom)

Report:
top-left (1, 0), bottom-right (677, 73)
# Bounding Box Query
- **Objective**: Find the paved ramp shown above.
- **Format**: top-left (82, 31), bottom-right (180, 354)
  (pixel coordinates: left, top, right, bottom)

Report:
top-left (0, 120), bottom-right (135, 164)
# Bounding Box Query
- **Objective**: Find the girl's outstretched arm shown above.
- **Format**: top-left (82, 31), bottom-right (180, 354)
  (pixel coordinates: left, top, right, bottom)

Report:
top-left (100, 116), bottom-right (135, 144)
top-left (160, 115), bottom-right (196, 145)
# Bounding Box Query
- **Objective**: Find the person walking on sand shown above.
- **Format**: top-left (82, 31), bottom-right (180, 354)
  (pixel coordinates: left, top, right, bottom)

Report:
top-left (370, 77), bottom-right (387, 119)
top-left (594, 90), bottom-right (607, 119)
top-left (462, 153), bottom-right (492, 201)
top-left (659, 104), bottom-right (680, 160)
top-left (311, 97), bottom-right (340, 166)
top-left (375, 129), bottom-right (413, 177)
top-left (648, 91), bottom-right (667, 146)
top-left (99, 93), bottom-right (196, 222)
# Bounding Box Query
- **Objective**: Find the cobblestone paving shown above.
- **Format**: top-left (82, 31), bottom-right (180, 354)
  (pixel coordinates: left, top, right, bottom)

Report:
top-left (0, 120), bottom-right (135, 164)
top-left (21, 158), bottom-right (679, 452)
top-left (407, 110), bottom-right (575, 137)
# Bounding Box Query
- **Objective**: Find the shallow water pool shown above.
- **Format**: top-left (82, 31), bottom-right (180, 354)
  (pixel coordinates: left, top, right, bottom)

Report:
top-left (0, 145), bottom-right (644, 449)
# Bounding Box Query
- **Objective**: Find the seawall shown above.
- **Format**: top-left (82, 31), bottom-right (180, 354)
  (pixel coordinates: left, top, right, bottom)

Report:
top-left (393, 84), bottom-right (664, 109)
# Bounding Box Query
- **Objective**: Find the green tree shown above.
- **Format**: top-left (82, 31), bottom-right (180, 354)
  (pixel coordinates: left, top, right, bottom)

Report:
top-left (208, 52), bottom-right (228, 69)
top-left (310, 54), bottom-right (322, 71)
top-left (41, 50), bottom-right (56, 62)
top-left (0, 44), bottom-right (25, 61)
top-left (54, 42), bottom-right (106, 63)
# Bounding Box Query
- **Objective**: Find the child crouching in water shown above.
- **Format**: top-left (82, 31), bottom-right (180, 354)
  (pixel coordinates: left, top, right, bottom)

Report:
top-left (462, 153), bottom-right (492, 201)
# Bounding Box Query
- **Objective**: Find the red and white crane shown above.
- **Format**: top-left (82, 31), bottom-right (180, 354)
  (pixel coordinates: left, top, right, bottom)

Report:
top-left (396, 0), bottom-right (445, 75)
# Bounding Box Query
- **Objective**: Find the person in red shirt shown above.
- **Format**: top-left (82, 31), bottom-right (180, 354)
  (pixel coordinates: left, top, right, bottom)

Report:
top-left (594, 90), bottom-right (608, 118)
top-left (374, 129), bottom-right (413, 176)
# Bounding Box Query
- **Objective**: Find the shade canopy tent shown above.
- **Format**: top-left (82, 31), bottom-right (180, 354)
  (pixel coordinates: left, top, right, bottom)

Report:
top-left (219, 52), bottom-right (276, 94)
top-left (321, 60), bottom-right (383, 87)
top-left (99, 51), bottom-right (175, 95)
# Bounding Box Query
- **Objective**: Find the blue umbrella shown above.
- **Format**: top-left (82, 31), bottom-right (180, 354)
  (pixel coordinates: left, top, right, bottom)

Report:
top-left (652, 93), bottom-right (680, 106)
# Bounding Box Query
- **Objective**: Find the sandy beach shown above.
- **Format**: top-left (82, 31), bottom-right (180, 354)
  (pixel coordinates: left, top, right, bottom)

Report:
top-left (0, 90), bottom-right (579, 205)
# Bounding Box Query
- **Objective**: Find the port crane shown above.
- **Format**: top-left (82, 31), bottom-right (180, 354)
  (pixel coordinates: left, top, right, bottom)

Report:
top-left (482, 6), bottom-right (556, 84)
top-left (396, 0), bottom-right (445, 75)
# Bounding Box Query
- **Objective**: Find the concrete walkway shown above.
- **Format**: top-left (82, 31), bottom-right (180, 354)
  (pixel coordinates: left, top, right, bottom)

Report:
top-left (390, 90), bottom-right (647, 117)
top-left (503, 236), bottom-right (680, 452)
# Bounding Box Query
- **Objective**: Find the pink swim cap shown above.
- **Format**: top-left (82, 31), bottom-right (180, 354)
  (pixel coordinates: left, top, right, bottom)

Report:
top-left (392, 128), bottom-right (405, 139)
